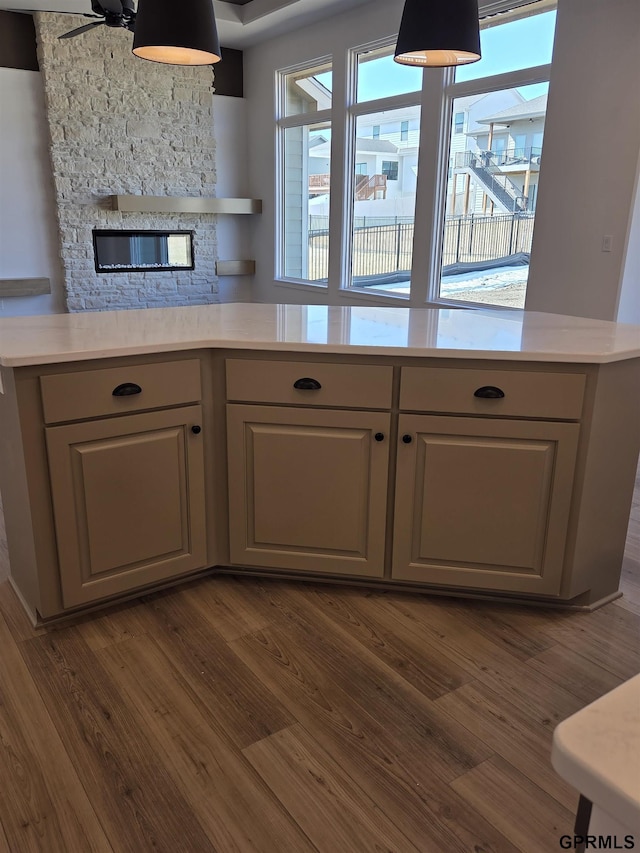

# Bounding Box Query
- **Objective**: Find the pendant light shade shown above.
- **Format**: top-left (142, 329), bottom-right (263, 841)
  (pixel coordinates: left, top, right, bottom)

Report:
top-left (133, 0), bottom-right (221, 66)
top-left (394, 0), bottom-right (481, 67)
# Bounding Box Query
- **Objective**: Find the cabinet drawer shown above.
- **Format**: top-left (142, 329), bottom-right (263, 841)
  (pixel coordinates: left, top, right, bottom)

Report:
top-left (226, 359), bottom-right (393, 409)
top-left (40, 359), bottom-right (202, 424)
top-left (400, 367), bottom-right (585, 420)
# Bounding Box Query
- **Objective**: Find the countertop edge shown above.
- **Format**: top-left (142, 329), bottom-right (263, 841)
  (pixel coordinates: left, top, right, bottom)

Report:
top-left (2, 339), bottom-right (639, 368)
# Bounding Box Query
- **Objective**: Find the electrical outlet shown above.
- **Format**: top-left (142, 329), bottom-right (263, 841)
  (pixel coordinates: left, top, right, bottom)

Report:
top-left (602, 235), bottom-right (613, 252)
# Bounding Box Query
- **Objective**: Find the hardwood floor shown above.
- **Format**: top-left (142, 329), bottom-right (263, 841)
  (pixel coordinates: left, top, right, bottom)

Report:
top-left (0, 466), bottom-right (639, 852)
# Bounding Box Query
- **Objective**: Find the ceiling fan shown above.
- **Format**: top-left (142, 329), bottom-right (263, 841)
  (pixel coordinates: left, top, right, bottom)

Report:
top-left (57, 0), bottom-right (136, 40)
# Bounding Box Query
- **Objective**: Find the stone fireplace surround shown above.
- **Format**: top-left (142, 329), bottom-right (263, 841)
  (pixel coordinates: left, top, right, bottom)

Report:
top-left (34, 13), bottom-right (218, 312)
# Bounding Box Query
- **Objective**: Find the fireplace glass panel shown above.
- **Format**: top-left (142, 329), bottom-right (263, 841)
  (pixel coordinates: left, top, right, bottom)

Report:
top-left (93, 230), bottom-right (194, 273)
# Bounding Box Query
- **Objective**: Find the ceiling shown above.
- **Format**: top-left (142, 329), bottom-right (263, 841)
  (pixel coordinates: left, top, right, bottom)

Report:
top-left (2, 0), bottom-right (373, 48)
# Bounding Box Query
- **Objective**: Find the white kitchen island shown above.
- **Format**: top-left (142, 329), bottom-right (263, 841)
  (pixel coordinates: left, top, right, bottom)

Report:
top-left (0, 304), bottom-right (638, 622)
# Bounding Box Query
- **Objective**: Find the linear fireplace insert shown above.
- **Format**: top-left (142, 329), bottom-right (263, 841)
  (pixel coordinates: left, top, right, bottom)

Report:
top-left (93, 230), bottom-right (194, 273)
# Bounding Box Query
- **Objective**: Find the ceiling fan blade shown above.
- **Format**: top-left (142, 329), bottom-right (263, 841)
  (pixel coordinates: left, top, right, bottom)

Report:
top-left (58, 20), bottom-right (104, 39)
top-left (10, 9), bottom-right (102, 17)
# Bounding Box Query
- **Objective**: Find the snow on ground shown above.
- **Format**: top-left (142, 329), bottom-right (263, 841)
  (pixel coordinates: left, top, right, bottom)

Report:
top-left (367, 264), bottom-right (529, 308)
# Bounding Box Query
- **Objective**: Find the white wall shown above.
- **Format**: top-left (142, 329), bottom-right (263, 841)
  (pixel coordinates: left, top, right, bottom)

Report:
top-left (525, 0), bottom-right (640, 320)
top-left (0, 67), bottom-right (64, 315)
top-left (211, 94), bottom-right (255, 303)
top-left (617, 153), bottom-right (640, 324)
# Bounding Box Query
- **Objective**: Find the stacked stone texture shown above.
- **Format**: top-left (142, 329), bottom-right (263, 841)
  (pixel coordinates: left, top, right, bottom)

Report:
top-left (35, 13), bottom-right (218, 312)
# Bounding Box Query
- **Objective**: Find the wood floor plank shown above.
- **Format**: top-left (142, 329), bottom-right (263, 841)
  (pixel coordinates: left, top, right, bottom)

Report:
top-left (539, 606), bottom-right (640, 680)
top-left (243, 723), bottom-right (422, 853)
top-left (450, 755), bottom-right (575, 853)
top-left (527, 645), bottom-right (623, 705)
top-left (423, 596), bottom-right (558, 660)
top-left (0, 613), bottom-right (113, 853)
top-left (20, 627), bottom-right (217, 853)
top-left (0, 581), bottom-right (46, 644)
top-left (136, 590), bottom-right (296, 749)
top-left (177, 576), bottom-right (271, 642)
top-left (73, 600), bottom-right (149, 651)
top-left (230, 579), bottom-right (493, 780)
top-left (361, 591), bottom-right (585, 729)
top-left (434, 681), bottom-right (578, 810)
top-left (97, 634), bottom-right (317, 853)
top-left (292, 583), bottom-right (475, 698)
top-left (230, 626), bottom-right (518, 853)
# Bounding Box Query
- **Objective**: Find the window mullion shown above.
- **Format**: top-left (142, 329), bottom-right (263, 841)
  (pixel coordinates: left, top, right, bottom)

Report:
top-left (446, 63), bottom-right (551, 98)
top-left (277, 109), bottom-right (333, 131)
top-left (326, 47), bottom-right (349, 298)
top-left (411, 67), bottom-right (451, 305)
top-left (350, 91), bottom-right (423, 118)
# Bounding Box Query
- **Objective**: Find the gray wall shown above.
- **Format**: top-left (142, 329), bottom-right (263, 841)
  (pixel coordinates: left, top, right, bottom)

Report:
top-left (0, 67), bottom-right (65, 316)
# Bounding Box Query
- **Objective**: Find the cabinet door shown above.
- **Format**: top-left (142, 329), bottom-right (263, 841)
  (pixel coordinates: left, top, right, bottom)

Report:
top-left (46, 406), bottom-right (207, 608)
top-left (392, 415), bottom-right (579, 595)
top-left (227, 405), bottom-right (390, 577)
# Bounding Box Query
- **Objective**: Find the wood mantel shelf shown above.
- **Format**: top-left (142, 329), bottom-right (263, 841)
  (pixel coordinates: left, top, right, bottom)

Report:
top-left (111, 195), bottom-right (262, 215)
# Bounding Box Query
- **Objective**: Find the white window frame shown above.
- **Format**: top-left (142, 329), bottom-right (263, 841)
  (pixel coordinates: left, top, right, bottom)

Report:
top-left (275, 56), bottom-right (332, 288)
top-left (428, 61), bottom-right (552, 307)
top-left (339, 36), bottom-right (423, 300)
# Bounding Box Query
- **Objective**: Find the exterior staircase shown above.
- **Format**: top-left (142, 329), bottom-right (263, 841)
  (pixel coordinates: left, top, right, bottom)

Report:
top-left (455, 152), bottom-right (526, 213)
top-left (355, 174), bottom-right (387, 200)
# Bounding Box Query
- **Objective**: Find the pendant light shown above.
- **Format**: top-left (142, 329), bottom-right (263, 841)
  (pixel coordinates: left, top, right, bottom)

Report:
top-left (394, 0), bottom-right (481, 68)
top-left (133, 0), bottom-right (222, 66)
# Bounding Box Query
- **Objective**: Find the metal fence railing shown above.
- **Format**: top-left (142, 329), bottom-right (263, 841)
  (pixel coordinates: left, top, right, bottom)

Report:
top-left (306, 212), bottom-right (535, 282)
top-left (441, 213), bottom-right (535, 268)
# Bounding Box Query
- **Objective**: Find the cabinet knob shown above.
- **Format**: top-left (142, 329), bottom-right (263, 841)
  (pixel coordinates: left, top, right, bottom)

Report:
top-left (402, 434), bottom-right (413, 444)
top-left (374, 432), bottom-right (385, 442)
top-left (191, 425), bottom-right (202, 435)
top-left (474, 385), bottom-right (505, 399)
top-left (112, 382), bottom-right (142, 397)
top-left (293, 377), bottom-right (322, 391)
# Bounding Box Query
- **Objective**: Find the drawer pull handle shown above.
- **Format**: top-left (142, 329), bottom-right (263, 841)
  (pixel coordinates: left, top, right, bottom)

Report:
top-left (374, 433), bottom-right (385, 442)
top-left (293, 377), bottom-right (322, 391)
top-left (191, 425), bottom-right (202, 435)
top-left (474, 385), bottom-right (505, 399)
top-left (112, 382), bottom-right (142, 397)
top-left (402, 434), bottom-right (413, 444)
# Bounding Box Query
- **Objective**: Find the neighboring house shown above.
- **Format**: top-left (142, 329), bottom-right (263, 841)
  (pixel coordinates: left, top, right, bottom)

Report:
top-left (452, 93), bottom-right (548, 215)
top-left (302, 85), bottom-right (542, 222)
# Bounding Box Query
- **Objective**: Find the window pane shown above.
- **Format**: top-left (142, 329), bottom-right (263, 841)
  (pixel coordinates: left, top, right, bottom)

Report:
top-left (456, 9), bottom-right (556, 83)
top-left (347, 107), bottom-right (420, 293)
top-left (283, 62), bottom-right (332, 116)
top-left (357, 45), bottom-right (422, 103)
top-left (440, 83), bottom-right (548, 308)
top-left (282, 122), bottom-right (331, 282)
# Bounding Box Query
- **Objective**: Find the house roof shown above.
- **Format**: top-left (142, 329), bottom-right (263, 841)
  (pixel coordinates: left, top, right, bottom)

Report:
top-left (310, 137), bottom-right (398, 158)
top-left (354, 138), bottom-right (398, 154)
top-left (476, 94), bottom-right (548, 125)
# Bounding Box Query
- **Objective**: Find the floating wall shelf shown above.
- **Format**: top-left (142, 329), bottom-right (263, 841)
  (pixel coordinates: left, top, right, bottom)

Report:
top-left (111, 196), bottom-right (262, 215)
top-left (215, 260), bottom-right (256, 276)
top-left (0, 278), bottom-right (51, 297)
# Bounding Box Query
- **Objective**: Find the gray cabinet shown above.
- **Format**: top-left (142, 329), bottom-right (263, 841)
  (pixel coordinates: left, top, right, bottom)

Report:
top-left (46, 406), bottom-right (207, 608)
top-left (227, 404), bottom-right (390, 578)
top-left (392, 414), bottom-right (580, 595)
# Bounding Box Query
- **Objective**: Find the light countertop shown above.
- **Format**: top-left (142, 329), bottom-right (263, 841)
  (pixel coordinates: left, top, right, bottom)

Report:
top-left (0, 303), bottom-right (638, 367)
top-left (552, 674), bottom-right (640, 831)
